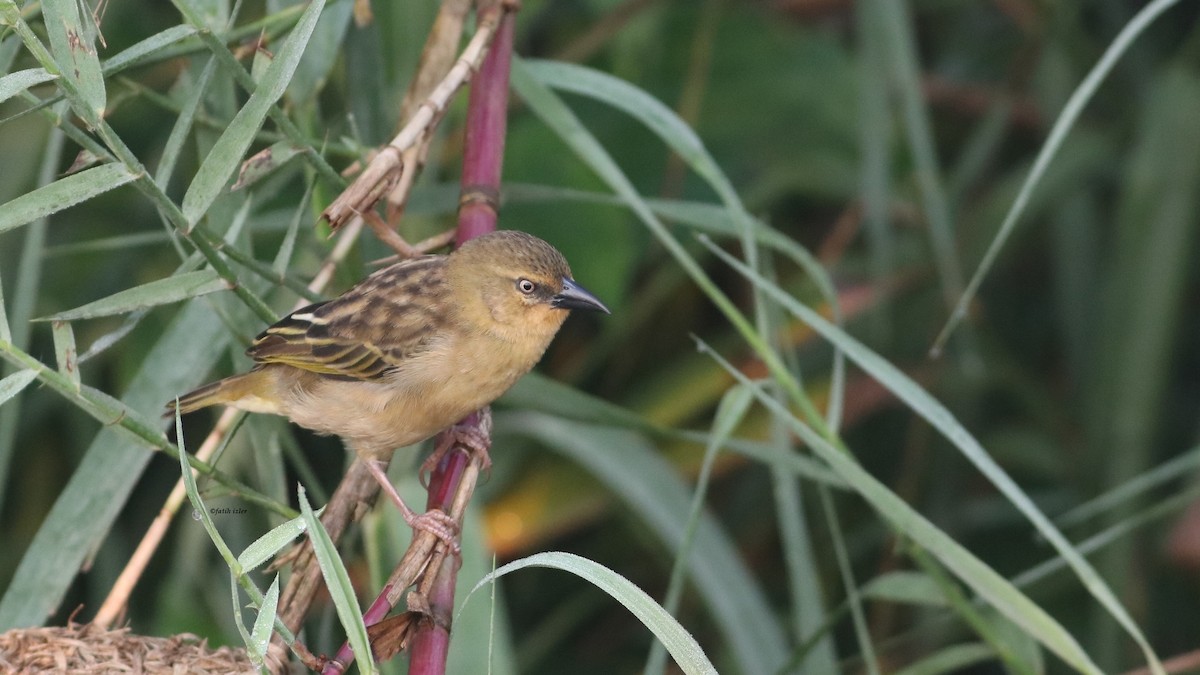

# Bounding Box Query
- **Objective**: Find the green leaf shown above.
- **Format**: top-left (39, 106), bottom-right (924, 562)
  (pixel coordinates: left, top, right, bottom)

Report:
top-left (0, 67), bottom-right (57, 105)
top-left (892, 643), bottom-right (997, 675)
top-left (0, 274), bottom-right (10, 344)
top-left (861, 571), bottom-right (948, 607)
top-left (703, 239), bottom-right (1161, 672)
top-left (39, 270), bottom-right (230, 321)
top-left (298, 486), bottom-right (376, 675)
top-left (249, 575), bottom-right (281, 667)
top-left (697, 341), bottom-right (1102, 674)
top-left (181, 0), bottom-right (327, 226)
top-left (237, 513), bottom-right (311, 572)
top-left (0, 370), bottom-right (38, 408)
top-left (0, 163), bottom-right (138, 235)
top-left (646, 384), bottom-right (753, 675)
top-left (231, 141), bottom-right (304, 191)
top-left (468, 552), bottom-right (717, 675)
top-left (41, 0), bottom-right (106, 115)
top-left (502, 412), bottom-right (788, 675)
top-left (935, 0), bottom-right (1190, 350)
top-left (101, 24), bottom-right (198, 74)
top-left (285, 0), bottom-right (352, 105)
top-left (0, 299), bottom-right (235, 629)
top-left (50, 321), bottom-right (79, 391)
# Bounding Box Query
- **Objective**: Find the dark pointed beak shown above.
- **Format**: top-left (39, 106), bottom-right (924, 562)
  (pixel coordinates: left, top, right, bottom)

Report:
top-left (551, 277), bottom-right (610, 314)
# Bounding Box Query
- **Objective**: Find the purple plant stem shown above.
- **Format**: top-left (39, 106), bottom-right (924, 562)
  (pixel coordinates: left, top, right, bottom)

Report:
top-left (407, 451), bottom-right (468, 675)
top-left (456, 5), bottom-right (514, 245)
top-left (412, 7), bottom-right (515, 675)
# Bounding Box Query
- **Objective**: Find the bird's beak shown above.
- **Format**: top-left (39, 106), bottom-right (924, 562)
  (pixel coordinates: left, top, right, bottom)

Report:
top-left (551, 277), bottom-right (610, 314)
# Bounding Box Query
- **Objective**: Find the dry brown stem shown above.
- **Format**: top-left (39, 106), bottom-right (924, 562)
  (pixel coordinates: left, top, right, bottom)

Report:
top-left (322, 5), bottom-right (503, 236)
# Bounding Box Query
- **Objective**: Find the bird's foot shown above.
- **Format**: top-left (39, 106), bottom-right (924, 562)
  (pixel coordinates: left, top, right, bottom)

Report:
top-left (405, 509), bottom-right (460, 555)
top-left (420, 410), bottom-right (493, 485)
top-left (364, 460), bottom-right (461, 554)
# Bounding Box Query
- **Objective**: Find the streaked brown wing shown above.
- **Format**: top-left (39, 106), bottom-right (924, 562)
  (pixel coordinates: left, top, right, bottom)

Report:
top-left (247, 256), bottom-right (448, 380)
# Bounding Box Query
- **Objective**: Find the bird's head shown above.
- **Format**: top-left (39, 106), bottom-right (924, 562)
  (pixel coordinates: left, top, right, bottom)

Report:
top-left (447, 230), bottom-right (609, 343)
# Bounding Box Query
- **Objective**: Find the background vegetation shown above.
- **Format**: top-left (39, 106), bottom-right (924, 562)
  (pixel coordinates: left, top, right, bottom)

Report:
top-left (2, 0), bottom-right (1199, 673)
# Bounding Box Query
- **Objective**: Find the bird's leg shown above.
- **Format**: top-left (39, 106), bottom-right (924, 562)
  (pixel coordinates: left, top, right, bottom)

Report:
top-left (420, 408), bottom-right (493, 484)
top-left (363, 459), bottom-right (460, 554)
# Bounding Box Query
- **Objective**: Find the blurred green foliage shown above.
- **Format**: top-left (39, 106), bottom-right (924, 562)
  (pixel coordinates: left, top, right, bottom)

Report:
top-left (2, 0), bottom-right (1200, 673)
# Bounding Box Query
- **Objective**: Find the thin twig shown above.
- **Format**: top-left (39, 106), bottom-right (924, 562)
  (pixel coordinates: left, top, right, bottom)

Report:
top-left (322, 5), bottom-right (504, 232)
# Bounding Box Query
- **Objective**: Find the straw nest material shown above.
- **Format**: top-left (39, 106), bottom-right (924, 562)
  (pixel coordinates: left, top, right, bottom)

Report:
top-left (0, 623), bottom-right (254, 674)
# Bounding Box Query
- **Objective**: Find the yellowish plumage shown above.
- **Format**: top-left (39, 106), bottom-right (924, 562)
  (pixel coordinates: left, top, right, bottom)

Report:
top-left (171, 230), bottom-right (608, 460)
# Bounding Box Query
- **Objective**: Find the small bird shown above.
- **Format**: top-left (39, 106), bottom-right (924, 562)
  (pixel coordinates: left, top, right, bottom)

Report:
top-left (170, 229), bottom-right (608, 534)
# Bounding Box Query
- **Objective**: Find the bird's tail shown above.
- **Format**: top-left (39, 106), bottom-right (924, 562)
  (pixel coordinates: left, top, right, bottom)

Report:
top-left (167, 371), bottom-right (264, 416)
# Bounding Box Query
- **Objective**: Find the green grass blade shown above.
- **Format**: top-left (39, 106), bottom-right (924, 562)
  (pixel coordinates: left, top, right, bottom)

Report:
top-left (468, 552), bottom-right (717, 675)
top-left (249, 575), bottom-right (281, 667)
top-left (511, 58), bottom-right (827, 437)
top-left (38, 270), bottom-right (230, 321)
top-left (820, 486), bottom-right (878, 674)
top-left (892, 643), bottom-right (997, 675)
top-left (696, 341), bottom-right (1101, 674)
top-left (0, 299), bottom-right (236, 629)
top-left (703, 241), bottom-right (1161, 671)
top-left (645, 384), bottom-right (752, 675)
top-left (0, 369), bottom-right (37, 407)
top-left (870, 0), bottom-right (962, 306)
top-left (238, 513), bottom-right (311, 571)
top-left (504, 411), bottom-right (788, 674)
top-left (0, 275), bottom-right (9, 344)
top-left (181, 0), bottom-right (326, 226)
top-left (101, 24), bottom-right (198, 74)
top-left (41, 0), bottom-right (106, 116)
top-left (1057, 444), bottom-right (1200, 529)
top-left (50, 320), bottom-right (78, 391)
top-left (298, 486), bottom-right (376, 675)
top-left (862, 571), bottom-right (947, 607)
top-left (0, 67), bottom-right (56, 105)
top-left (933, 0), bottom-right (1188, 352)
top-left (0, 163), bottom-right (138, 234)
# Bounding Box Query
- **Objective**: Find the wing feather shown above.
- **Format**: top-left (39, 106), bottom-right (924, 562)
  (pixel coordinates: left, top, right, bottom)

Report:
top-left (247, 256), bottom-right (449, 380)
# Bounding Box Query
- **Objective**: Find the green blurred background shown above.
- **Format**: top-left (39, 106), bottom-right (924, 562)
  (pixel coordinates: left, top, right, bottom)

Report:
top-left (2, 0), bottom-right (1199, 672)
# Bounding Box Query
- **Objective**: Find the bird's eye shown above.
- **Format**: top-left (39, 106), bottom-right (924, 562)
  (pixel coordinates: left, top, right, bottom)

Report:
top-left (517, 278), bottom-right (537, 294)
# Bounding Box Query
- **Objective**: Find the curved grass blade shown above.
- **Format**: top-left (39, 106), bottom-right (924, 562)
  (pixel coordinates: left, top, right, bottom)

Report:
top-left (0, 299), bottom-right (239, 629)
top-left (697, 341), bottom-right (1101, 674)
top-left (0, 163), bottom-right (138, 235)
top-left (467, 552), bottom-right (716, 675)
top-left (181, 0), bottom-right (326, 226)
top-left (522, 59), bottom-right (847, 429)
top-left (101, 24), bottom-right (198, 74)
top-left (0, 67), bottom-right (57, 105)
top-left (645, 384), bottom-right (751, 675)
top-left (41, 0), bottom-right (106, 116)
top-left (298, 486), bottom-right (376, 675)
top-left (511, 58), bottom-right (831, 441)
top-left (503, 411), bottom-right (788, 675)
top-left (933, 0), bottom-right (1188, 352)
top-left (703, 241), bottom-right (1162, 672)
top-left (38, 270), bottom-right (230, 321)
top-left (0, 369), bottom-right (37, 408)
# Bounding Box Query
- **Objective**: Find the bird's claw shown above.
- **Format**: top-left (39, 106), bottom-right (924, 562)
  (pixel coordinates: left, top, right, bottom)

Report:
top-left (420, 412), bottom-right (493, 485)
top-left (406, 508), bottom-right (460, 555)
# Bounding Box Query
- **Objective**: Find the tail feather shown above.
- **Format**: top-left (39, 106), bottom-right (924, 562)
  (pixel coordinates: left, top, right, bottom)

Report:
top-left (167, 371), bottom-right (269, 415)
